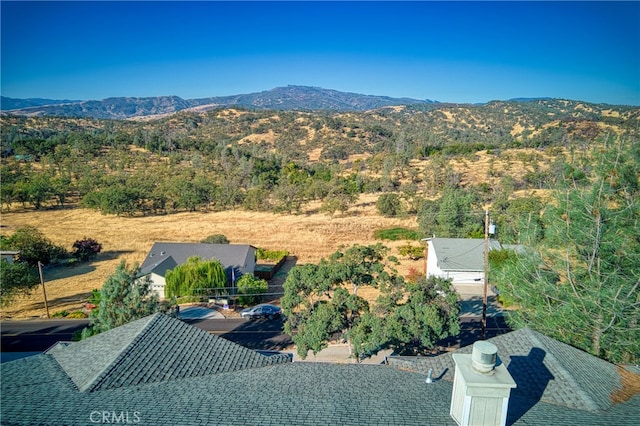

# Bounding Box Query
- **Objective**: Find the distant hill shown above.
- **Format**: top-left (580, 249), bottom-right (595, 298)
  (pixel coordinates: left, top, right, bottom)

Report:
top-left (0, 97), bottom-right (81, 110)
top-left (1, 86), bottom-right (437, 119)
top-left (190, 86), bottom-right (438, 112)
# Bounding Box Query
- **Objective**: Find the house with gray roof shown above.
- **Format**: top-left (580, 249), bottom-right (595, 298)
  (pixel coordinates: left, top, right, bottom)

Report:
top-left (2, 313), bottom-right (638, 425)
top-left (138, 242), bottom-right (257, 298)
top-left (424, 238), bottom-right (502, 287)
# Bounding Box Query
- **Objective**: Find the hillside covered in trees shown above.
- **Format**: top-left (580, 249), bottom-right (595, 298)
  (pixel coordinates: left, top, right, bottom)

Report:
top-left (1, 98), bottom-right (638, 246)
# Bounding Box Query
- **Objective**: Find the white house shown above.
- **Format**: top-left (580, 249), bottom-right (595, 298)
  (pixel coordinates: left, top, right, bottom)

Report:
top-left (0, 251), bottom-right (19, 263)
top-left (138, 242), bottom-right (257, 299)
top-left (424, 238), bottom-right (502, 286)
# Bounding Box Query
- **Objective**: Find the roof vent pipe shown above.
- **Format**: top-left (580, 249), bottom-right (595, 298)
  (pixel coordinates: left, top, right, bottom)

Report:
top-left (471, 341), bottom-right (498, 374)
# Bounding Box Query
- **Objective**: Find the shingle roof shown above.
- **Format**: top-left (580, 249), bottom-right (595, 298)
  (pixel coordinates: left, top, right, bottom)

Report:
top-left (138, 242), bottom-right (255, 277)
top-left (2, 318), bottom-right (639, 425)
top-left (429, 238), bottom-right (502, 271)
top-left (388, 328), bottom-right (632, 412)
top-left (48, 313), bottom-right (291, 392)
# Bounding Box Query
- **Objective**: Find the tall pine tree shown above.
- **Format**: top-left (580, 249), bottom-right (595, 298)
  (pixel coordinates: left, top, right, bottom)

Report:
top-left (493, 138), bottom-right (640, 363)
top-left (81, 261), bottom-right (158, 339)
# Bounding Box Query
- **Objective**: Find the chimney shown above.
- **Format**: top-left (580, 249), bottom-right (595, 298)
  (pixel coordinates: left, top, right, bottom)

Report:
top-left (450, 341), bottom-right (516, 426)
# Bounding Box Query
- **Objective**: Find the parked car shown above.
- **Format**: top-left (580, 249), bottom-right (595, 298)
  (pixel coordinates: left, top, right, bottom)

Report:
top-left (240, 304), bottom-right (282, 320)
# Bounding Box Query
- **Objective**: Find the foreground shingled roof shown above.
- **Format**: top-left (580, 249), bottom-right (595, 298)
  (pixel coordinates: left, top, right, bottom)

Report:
top-left (388, 328), bottom-right (640, 413)
top-left (48, 313), bottom-right (291, 392)
top-left (2, 315), bottom-right (639, 425)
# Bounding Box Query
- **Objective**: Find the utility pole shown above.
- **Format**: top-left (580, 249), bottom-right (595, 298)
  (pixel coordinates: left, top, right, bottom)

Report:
top-left (38, 261), bottom-right (50, 319)
top-left (482, 210), bottom-right (489, 340)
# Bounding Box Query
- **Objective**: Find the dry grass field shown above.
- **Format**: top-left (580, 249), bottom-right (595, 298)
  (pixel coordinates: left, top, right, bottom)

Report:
top-left (0, 194), bottom-right (422, 319)
top-left (1, 148), bottom-right (561, 319)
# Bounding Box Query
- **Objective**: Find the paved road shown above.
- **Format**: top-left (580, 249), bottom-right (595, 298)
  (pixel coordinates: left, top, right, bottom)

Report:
top-left (1, 313), bottom-right (509, 359)
top-left (1, 319), bottom-right (89, 352)
top-left (184, 317), bottom-right (293, 351)
top-left (1, 317), bottom-right (292, 354)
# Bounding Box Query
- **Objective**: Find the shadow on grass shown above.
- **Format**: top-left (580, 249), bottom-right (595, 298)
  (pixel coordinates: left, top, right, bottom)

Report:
top-left (43, 263), bottom-right (96, 282)
top-left (94, 250), bottom-right (136, 262)
top-left (43, 250), bottom-right (135, 282)
top-left (17, 291), bottom-right (94, 313)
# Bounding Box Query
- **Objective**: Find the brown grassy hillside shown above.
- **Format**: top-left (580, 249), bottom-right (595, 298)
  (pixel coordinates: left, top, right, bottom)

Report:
top-left (0, 194), bottom-right (422, 319)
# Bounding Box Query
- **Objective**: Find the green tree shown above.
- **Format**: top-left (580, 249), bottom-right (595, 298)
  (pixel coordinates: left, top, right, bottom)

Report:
top-left (0, 226), bottom-right (67, 266)
top-left (236, 274), bottom-right (268, 306)
top-left (378, 276), bottom-right (460, 355)
top-left (283, 245), bottom-right (460, 360)
top-left (272, 180), bottom-right (304, 214)
top-left (80, 261), bottom-right (159, 338)
top-left (0, 259), bottom-right (40, 307)
top-left (282, 261), bottom-right (350, 357)
top-left (164, 256), bottom-right (228, 299)
top-left (493, 139), bottom-right (640, 363)
top-left (418, 186), bottom-right (483, 238)
top-left (83, 184), bottom-right (141, 216)
top-left (201, 234), bottom-right (230, 244)
top-left (376, 193), bottom-right (403, 217)
top-left (24, 172), bottom-right (54, 209)
top-left (491, 195), bottom-right (545, 244)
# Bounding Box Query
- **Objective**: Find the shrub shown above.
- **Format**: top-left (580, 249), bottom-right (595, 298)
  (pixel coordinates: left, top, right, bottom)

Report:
top-left (201, 234), bottom-right (230, 244)
top-left (405, 267), bottom-right (425, 284)
top-left (398, 244), bottom-right (424, 260)
top-left (72, 237), bottom-right (102, 261)
top-left (256, 248), bottom-right (289, 262)
top-left (52, 310), bottom-right (69, 318)
top-left (237, 274), bottom-right (268, 306)
top-left (373, 227), bottom-right (421, 241)
top-left (66, 311), bottom-right (88, 319)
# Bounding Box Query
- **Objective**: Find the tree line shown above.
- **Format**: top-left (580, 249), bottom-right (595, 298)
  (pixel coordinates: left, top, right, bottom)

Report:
top-left (2, 100), bottom-right (636, 219)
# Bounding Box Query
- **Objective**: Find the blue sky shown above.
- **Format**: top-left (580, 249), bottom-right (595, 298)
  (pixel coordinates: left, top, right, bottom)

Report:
top-left (2, 1), bottom-right (639, 105)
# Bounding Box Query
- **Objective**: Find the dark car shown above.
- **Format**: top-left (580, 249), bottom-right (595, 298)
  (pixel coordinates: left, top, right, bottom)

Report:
top-left (240, 304), bottom-right (282, 320)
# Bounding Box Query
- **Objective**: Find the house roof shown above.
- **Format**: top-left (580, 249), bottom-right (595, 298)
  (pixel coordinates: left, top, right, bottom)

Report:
top-left (47, 313), bottom-right (291, 392)
top-left (428, 238), bottom-right (501, 272)
top-left (138, 242), bottom-right (256, 277)
top-left (388, 328), bottom-right (634, 412)
top-left (2, 316), bottom-right (639, 425)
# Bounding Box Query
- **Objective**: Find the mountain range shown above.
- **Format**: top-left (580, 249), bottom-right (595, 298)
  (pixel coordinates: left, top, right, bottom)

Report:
top-left (0, 86), bottom-right (440, 119)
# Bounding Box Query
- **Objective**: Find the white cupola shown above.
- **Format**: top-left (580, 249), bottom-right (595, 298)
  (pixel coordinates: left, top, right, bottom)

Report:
top-left (450, 341), bottom-right (517, 426)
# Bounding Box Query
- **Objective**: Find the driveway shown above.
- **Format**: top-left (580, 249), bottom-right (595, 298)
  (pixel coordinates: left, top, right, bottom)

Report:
top-left (178, 305), bottom-right (225, 320)
top-left (458, 295), bottom-right (504, 317)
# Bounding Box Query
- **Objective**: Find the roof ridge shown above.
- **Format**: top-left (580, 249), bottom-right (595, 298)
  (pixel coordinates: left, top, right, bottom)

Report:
top-left (521, 329), bottom-right (600, 410)
top-left (53, 313), bottom-right (292, 392)
top-left (526, 329), bottom-right (620, 411)
top-left (50, 314), bottom-right (160, 392)
top-left (85, 313), bottom-right (164, 392)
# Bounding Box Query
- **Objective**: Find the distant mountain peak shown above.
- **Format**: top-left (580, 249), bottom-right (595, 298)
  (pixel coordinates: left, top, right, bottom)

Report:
top-left (1, 87), bottom-right (437, 119)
